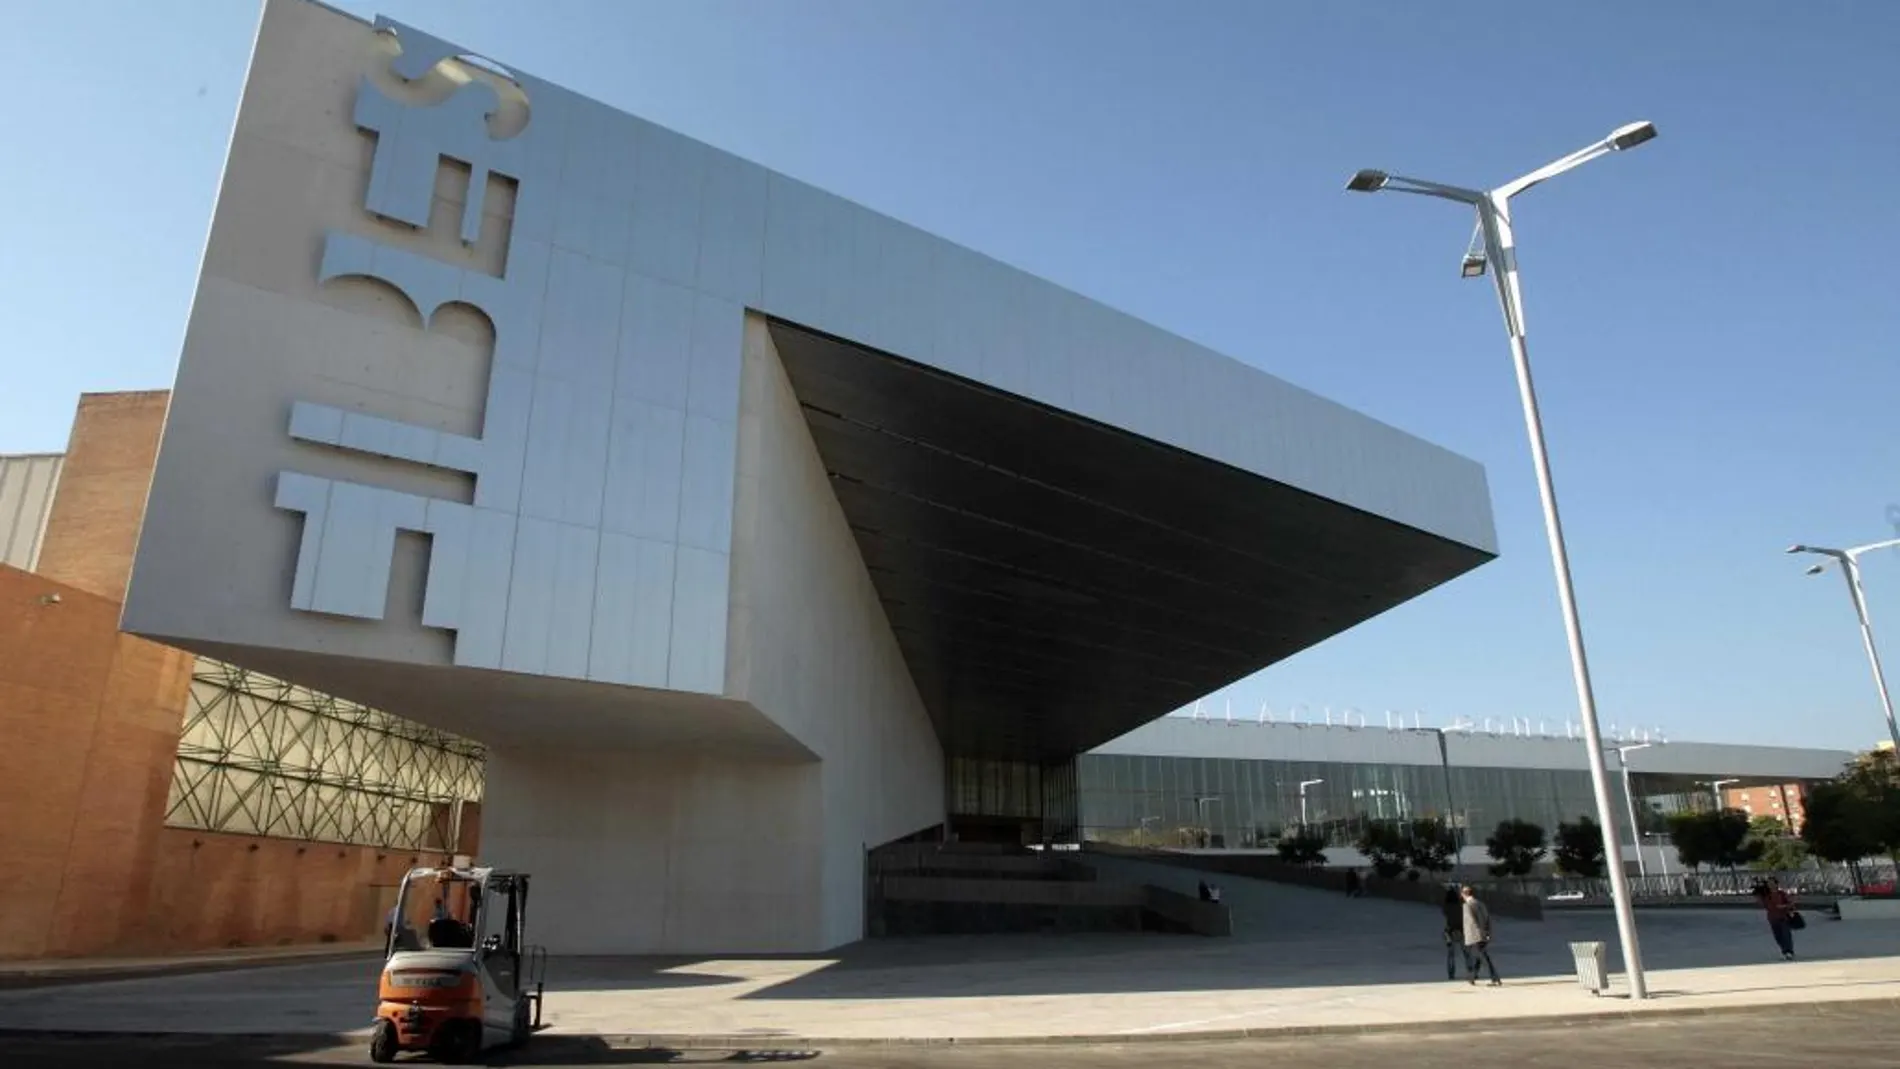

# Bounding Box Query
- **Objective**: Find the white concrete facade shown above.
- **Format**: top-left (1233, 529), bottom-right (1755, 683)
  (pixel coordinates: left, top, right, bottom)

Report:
top-left (123, 0), bottom-right (1495, 953)
top-left (482, 319), bottom-right (943, 952)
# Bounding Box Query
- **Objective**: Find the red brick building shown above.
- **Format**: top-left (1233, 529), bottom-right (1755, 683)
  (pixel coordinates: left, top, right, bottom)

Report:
top-left (1723, 782), bottom-right (1808, 833)
top-left (0, 392), bottom-right (481, 961)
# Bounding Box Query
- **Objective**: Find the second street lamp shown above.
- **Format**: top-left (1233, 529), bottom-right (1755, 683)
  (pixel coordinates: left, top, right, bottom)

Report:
top-left (1705, 778), bottom-right (1740, 812)
top-left (1298, 779), bottom-right (1325, 829)
top-left (1346, 120), bottom-right (1658, 1000)
top-left (1788, 539), bottom-right (1900, 754)
top-left (1609, 742), bottom-right (1653, 877)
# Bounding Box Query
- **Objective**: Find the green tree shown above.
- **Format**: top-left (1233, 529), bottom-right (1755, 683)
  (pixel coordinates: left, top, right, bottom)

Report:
top-left (1355, 821), bottom-right (1410, 879)
top-left (1275, 829), bottom-right (1328, 866)
top-left (1668, 809), bottom-right (1761, 872)
top-left (1747, 815), bottom-right (1807, 872)
top-left (1840, 750), bottom-right (1900, 864)
top-left (1406, 817), bottom-right (1459, 876)
top-left (1802, 780), bottom-right (1883, 878)
top-left (1553, 816), bottom-right (1607, 878)
top-left (1485, 819), bottom-right (1549, 877)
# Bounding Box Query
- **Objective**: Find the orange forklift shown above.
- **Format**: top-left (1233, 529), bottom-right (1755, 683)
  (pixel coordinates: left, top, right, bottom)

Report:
top-left (370, 865), bottom-right (546, 1063)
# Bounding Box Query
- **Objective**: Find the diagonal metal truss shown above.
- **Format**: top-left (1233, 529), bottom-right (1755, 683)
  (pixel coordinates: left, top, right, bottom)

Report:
top-left (165, 658), bottom-right (485, 851)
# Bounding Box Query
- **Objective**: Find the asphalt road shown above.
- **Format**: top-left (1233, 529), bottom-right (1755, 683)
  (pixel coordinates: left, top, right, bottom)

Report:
top-left (2, 1002), bottom-right (1888, 1068)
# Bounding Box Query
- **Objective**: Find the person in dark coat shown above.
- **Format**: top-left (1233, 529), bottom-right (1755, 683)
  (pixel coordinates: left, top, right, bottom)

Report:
top-left (1460, 885), bottom-right (1502, 985)
top-left (1440, 886), bottom-right (1463, 979)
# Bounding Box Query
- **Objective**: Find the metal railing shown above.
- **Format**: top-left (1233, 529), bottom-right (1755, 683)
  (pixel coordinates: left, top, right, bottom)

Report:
top-left (1484, 864), bottom-right (1897, 903)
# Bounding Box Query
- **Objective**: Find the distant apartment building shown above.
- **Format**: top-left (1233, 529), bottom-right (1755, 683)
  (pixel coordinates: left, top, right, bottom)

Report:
top-left (1723, 782), bottom-right (1808, 832)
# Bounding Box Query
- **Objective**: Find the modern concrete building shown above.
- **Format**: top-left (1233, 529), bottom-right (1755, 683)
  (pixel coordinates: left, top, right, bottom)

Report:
top-left (124, 0), bottom-right (1501, 954)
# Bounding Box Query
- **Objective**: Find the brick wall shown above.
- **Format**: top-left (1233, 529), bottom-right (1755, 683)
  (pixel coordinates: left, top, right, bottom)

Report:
top-left (141, 828), bottom-right (440, 952)
top-left (35, 390), bottom-right (170, 601)
top-left (0, 565), bottom-right (192, 959)
top-left (0, 566), bottom-right (472, 959)
top-left (1, 390), bottom-right (486, 960)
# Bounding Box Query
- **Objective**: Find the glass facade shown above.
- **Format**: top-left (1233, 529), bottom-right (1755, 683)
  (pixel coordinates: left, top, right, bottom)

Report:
top-left (166, 659), bottom-right (485, 851)
top-left (1078, 753), bottom-right (1709, 849)
top-left (944, 756), bottom-right (1079, 843)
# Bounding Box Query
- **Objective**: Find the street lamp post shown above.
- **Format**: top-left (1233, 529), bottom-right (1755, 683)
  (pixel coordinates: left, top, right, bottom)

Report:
top-left (1298, 779), bottom-right (1325, 829)
top-left (1648, 834), bottom-right (1672, 878)
top-left (1190, 794), bottom-right (1222, 848)
top-left (1788, 540), bottom-right (1900, 753)
top-left (1346, 120), bottom-right (1659, 1000)
top-left (1707, 779), bottom-right (1740, 812)
top-left (1609, 743), bottom-right (1653, 878)
top-left (1137, 815), bottom-right (1160, 846)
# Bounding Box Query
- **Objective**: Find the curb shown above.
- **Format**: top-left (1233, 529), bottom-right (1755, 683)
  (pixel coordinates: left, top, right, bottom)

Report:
top-left (4, 993), bottom-right (1895, 1048)
top-left (586, 994), bottom-right (1900, 1048)
top-left (0, 950), bottom-right (380, 991)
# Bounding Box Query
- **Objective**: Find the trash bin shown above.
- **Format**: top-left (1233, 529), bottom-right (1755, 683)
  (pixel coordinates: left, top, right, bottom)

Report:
top-left (1569, 941), bottom-right (1608, 995)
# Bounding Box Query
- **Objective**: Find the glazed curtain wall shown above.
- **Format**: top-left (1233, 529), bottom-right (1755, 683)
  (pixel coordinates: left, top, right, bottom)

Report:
top-left (1078, 753), bottom-right (1615, 848)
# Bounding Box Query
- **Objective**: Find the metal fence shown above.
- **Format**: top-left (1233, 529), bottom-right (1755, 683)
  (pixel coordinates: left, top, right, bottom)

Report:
top-left (1483, 864), bottom-right (1898, 903)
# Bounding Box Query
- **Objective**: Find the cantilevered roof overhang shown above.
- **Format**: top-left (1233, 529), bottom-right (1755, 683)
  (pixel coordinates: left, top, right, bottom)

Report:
top-left (770, 320), bottom-right (1496, 763)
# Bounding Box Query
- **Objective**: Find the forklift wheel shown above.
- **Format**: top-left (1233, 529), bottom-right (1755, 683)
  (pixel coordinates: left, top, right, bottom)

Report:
top-left (368, 1019), bottom-right (399, 1064)
top-left (433, 1019), bottom-right (483, 1065)
top-left (511, 997), bottom-right (533, 1047)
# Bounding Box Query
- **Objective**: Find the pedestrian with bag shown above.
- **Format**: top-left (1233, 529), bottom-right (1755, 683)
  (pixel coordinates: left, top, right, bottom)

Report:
top-left (1755, 876), bottom-right (1802, 960)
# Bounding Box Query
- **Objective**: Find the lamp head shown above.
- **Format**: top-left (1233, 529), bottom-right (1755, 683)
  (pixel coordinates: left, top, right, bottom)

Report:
top-left (1460, 252), bottom-right (1487, 278)
top-left (1345, 169), bottom-right (1390, 193)
top-left (1607, 121), bottom-right (1658, 151)
top-left (1805, 563), bottom-right (1826, 576)
top-left (1786, 544), bottom-right (1808, 554)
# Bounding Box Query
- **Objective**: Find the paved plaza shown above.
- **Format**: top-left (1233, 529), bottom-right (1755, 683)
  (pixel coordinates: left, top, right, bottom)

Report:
top-left (2, 858), bottom-right (1897, 1044)
top-left (7, 1002), bottom-right (1897, 1067)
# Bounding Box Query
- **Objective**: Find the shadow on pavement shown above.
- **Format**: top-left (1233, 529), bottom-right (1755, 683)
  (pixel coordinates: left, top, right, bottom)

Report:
top-left (487, 1039), bottom-right (823, 1065)
top-left (708, 857), bottom-right (1900, 1000)
top-left (0, 1034), bottom-right (828, 1068)
top-left (0, 1032), bottom-right (360, 1068)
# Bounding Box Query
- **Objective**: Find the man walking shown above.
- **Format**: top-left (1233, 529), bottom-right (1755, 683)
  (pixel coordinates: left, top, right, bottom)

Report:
top-left (1460, 885), bottom-right (1502, 986)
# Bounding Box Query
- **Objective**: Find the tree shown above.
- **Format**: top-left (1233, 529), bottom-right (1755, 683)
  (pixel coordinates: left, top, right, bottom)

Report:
top-left (1275, 829), bottom-right (1328, 866)
top-left (1840, 750), bottom-right (1900, 863)
top-left (1406, 818), bottom-right (1459, 876)
top-left (1803, 779), bottom-right (1888, 880)
top-left (1668, 809), bottom-right (1761, 872)
top-left (1355, 821), bottom-right (1410, 879)
top-left (1485, 819), bottom-right (1549, 877)
top-left (1747, 815), bottom-right (1807, 872)
top-left (1553, 816), bottom-right (1607, 878)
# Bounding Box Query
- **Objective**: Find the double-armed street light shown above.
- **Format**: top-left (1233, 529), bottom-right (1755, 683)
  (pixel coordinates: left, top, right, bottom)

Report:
top-left (1608, 742), bottom-right (1654, 877)
top-left (1788, 540), bottom-right (1900, 754)
top-left (1298, 779), bottom-right (1325, 829)
top-left (1346, 120), bottom-right (1659, 999)
top-left (1706, 779), bottom-right (1740, 812)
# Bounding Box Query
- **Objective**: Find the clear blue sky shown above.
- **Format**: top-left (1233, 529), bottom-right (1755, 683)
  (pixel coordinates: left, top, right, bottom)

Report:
top-left (3, 1), bottom-right (1896, 751)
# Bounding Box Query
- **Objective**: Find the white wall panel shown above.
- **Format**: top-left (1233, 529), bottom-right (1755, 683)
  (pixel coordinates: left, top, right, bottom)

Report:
top-left (627, 119), bottom-right (706, 287)
top-left (600, 400), bottom-right (685, 543)
top-left (695, 150), bottom-right (768, 306)
top-left (667, 545), bottom-right (729, 694)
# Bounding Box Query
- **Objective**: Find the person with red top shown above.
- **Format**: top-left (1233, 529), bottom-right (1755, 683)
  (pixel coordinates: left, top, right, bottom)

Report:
top-left (1754, 877), bottom-right (1800, 960)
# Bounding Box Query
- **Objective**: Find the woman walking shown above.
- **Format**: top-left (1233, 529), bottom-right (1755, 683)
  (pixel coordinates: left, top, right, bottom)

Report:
top-left (1754, 877), bottom-right (1800, 960)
